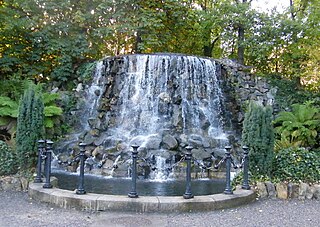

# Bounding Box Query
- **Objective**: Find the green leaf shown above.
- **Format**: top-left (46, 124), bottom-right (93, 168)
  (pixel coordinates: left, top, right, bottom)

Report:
top-left (44, 118), bottom-right (54, 128)
top-left (44, 106), bottom-right (63, 117)
top-left (43, 93), bottom-right (60, 105)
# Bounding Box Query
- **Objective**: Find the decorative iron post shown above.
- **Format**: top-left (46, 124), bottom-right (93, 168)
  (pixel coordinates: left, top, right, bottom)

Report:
top-left (128, 145), bottom-right (139, 198)
top-left (224, 146), bottom-right (233, 194)
top-left (34, 140), bottom-right (45, 183)
top-left (76, 142), bottom-right (87, 195)
top-left (242, 146), bottom-right (251, 190)
top-left (183, 146), bottom-right (194, 199)
top-left (43, 140), bottom-right (53, 189)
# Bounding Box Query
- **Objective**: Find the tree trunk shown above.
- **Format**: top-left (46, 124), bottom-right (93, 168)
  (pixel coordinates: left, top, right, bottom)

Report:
top-left (203, 37), bottom-right (219, 57)
top-left (237, 25), bottom-right (245, 65)
top-left (289, 0), bottom-right (296, 20)
top-left (134, 29), bottom-right (142, 54)
top-left (236, 0), bottom-right (247, 65)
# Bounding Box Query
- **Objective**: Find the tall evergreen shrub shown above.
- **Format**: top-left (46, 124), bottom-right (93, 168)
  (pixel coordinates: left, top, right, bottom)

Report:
top-left (242, 102), bottom-right (274, 177)
top-left (15, 85), bottom-right (44, 173)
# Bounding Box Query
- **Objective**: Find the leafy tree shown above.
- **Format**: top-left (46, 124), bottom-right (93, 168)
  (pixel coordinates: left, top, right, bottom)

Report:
top-left (134, 0), bottom-right (203, 55)
top-left (1, 0), bottom-right (320, 94)
top-left (15, 84), bottom-right (44, 173)
top-left (242, 102), bottom-right (274, 177)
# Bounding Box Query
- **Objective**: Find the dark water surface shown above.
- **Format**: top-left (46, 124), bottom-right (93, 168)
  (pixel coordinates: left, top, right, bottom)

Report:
top-left (52, 171), bottom-right (226, 196)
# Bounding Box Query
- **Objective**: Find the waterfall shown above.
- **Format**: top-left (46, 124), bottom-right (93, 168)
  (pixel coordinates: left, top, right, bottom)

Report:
top-left (62, 54), bottom-right (235, 178)
top-left (109, 155), bottom-right (121, 176)
top-left (149, 156), bottom-right (172, 181)
top-left (110, 54), bottom-right (227, 140)
top-left (80, 61), bottom-right (106, 130)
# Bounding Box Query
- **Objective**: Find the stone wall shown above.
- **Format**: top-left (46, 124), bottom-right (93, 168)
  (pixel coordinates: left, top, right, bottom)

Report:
top-left (255, 181), bottom-right (320, 200)
top-left (0, 175), bottom-right (29, 191)
top-left (216, 59), bottom-right (277, 136)
top-left (0, 175), bottom-right (58, 192)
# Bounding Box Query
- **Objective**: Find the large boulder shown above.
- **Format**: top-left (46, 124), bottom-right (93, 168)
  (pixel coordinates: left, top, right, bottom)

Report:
top-left (162, 135), bottom-right (178, 150)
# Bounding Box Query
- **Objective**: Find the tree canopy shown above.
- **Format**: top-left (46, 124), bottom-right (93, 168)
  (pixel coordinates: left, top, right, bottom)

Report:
top-left (0, 0), bottom-right (319, 180)
top-left (0, 0), bottom-right (319, 89)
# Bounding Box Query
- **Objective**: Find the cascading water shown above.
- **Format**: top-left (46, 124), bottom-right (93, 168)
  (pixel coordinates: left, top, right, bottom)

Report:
top-left (61, 53), bottom-right (236, 179)
top-left (149, 156), bottom-right (173, 181)
top-left (110, 55), bottom-right (226, 139)
top-left (80, 61), bottom-right (106, 130)
top-left (56, 61), bottom-right (107, 155)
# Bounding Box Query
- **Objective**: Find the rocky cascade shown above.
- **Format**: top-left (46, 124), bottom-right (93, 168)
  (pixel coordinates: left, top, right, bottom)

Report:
top-left (57, 54), bottom-right (276, 178)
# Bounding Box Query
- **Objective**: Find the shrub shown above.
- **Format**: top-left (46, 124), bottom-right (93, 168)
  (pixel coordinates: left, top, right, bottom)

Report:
top-left (242, 102), bottom-right (274, 177)
top-left (0, 140), bottom-right (18, 175)
top-left (273, 147), bottom-right (320, 183)
top-left (273, 103), bottom-right (320, 148)
top-left (15, 84), bottom-right (44, 173)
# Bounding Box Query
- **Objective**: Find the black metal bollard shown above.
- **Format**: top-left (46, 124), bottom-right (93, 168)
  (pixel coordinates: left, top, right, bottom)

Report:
top-left (241, 146), bottom-right (251, 190)
top-left (224, 146), bottom-right (233, 194)
top-left (34, 140), bottom-right (45, 183)
top-left (128, 145), bottom-right (139, 198)
top-left (183, 146), bottom-right (194, 199)
top-left (76, 143), bottom-right (87, 195)
top-left (43, 140), bottom-right (53, 189)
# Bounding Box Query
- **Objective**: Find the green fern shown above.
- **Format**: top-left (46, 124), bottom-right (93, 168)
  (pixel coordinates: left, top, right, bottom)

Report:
top-left (0, 96), bottom-right (19, 118)
top-left (43, 93), bottom-right (60, 105)
top-left (44, 105), bottom-right (63, 117)
top-left (44, 118), bottom-right (54, 128)
top-left (44, 106), bottom-right (63, 128)
top-left (43, 93), bottom-right (63, 128)
top-left (274, 135), bottom-right (300, 152)
top-left (273, 103), bottom-right (320, 147)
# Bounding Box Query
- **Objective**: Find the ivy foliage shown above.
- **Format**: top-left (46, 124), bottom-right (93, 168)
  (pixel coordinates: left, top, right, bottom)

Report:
top-left (15, 84), bottom-right (44, 173)
top-left (273, 147), bottom-right (320, 183)
top-left (242, 102), bottom-right (274, 177)
top-left (0, 140), bottom-right (18, 176)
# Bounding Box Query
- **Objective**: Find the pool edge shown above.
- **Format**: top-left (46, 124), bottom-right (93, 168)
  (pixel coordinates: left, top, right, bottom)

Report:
top-left (28, 182), bottom-right (256, 213)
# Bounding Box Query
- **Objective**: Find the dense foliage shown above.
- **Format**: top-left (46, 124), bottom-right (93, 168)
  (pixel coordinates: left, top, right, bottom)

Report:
top-left (273, 147), bottom-right (320, 183)
top-left (273, 103), bottom-right (320, 148)
top-left (242, 102), bottom-right (274, 177)
top-left (0, 0), bottom-right (319, 89)
top-left (15, 85), bottom-right (44, 173)
top-left (0, 140), bottom-right (18, 175)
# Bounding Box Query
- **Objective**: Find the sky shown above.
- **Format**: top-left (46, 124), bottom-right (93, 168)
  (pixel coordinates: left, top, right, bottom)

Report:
top-left (251, 0), bottom-right (290, 13)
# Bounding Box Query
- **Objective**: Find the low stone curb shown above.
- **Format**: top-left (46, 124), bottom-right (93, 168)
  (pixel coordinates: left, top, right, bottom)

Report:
top-left (28, 183), bottom-right (256, 213)
top-left (0, 175), bottom-right (29, 191)
top-left (256, 181), bottom-right (320, 200)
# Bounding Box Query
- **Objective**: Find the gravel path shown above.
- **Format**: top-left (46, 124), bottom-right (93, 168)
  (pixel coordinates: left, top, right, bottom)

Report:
top-left (0, 190), bottom-right (319, 227)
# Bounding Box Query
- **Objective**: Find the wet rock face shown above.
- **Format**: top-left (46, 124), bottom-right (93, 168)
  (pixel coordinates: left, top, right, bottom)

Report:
top-left (60, 54), bottom-right (275, 177)
top-left (80, 55), bottom-right (229, 158)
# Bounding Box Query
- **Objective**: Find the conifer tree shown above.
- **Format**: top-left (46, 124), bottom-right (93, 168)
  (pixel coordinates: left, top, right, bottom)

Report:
top-left (242, 102), bottom-right (274, 177)
top-left (16, 85), bottom-right (44, 173)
